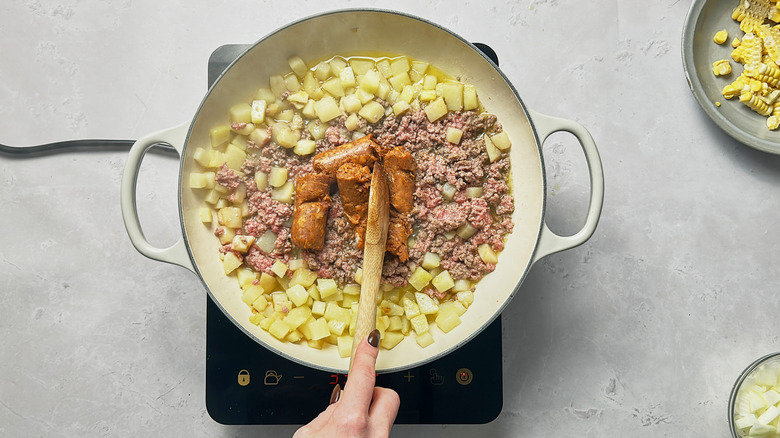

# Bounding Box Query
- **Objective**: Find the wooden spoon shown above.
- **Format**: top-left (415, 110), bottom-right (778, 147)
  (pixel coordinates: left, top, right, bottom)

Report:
top-left (348, 161), bottom-right (390, 374)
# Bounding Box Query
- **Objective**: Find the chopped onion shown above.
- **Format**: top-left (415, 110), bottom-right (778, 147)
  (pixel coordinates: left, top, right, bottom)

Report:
top-left (257, 230), bottom-right (277, 254)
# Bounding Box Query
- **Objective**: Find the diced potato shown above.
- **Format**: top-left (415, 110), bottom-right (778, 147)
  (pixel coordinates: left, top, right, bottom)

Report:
top-left (381, 331), bottom-right (404, 350)
top-left (307, 120), bottom-right (327, 140)
top-left (269, 74), bottom-right (286, 97)
top-left (307, 284), bottom-right (321, 301)
top-left (272, 181), bottom-right (294, 204)
top-left (441, 82), bottom-right (464, 111)
top-left (289, 268), bottom-right (317, 289)
top-left (342, 284), bottom-right (361, 296)
top-left (275, 125), bottom-right (301, 149)
top-left (453, 280), bottom-right (472, 294)
top-left (329, 57), bottom-right (347, 75)
top-left (350, 58), bottom-right (375, 75)
top-left (403, 297), bottom-right (421, 318)
top-left (446, 127), bottom-right (463, 144)
top-left (223, 144), bottom-right (247, 170)
top-left (358, 101), bottom-right (385, 124)
top-left (431, 270), bottom-right (455, 293)
top-left (341, 94), bottom-right (363, 113)
top-left (217, 227), bottom-right (236, 245)
top-left (456, 290), bottom-right (474, 307)
top-left (288, 55), bottom-right (308, 78)
top-left (217, 207), bottom-right (242, 228)
top-left (416, 331), bottom-right (434, 348)
top-left (408, 266), bottom-right (433, 291)
top-left (341, 294), bottom-right (359, 308)
top-left (199, 207), bottom-right (212, 223)
top-left (283, 74), bottom-right (301, 93)
top-left (250, 100), bottom-right (267, 125)
top-left (287, 90), bottom-right (309, 109)
top-left (237, 267), bottom-right (258, 288)
top-left (240, 275), bottom-right (261, 299)
top-left (337, 335), bottom-right (353, 358)
top-left (317, 278), bottom-right (339, 299)
top-left (210, 125), bottom-right (232, 148)
top-left (392, 100), bottom-right (410, 116)
top-left (415, 292), bottom-right (439, 315)
top-left (409, 314), bottom-right (429, 335)
top-left (222, 251), bottom-right (243, 274)
top-left (306, 317), bottom-right (330, 341)
top-left (268, 167), bottom-right (288, 188)
top-left (230, 103), bottom-right (252, 124)
top-left (390, 57), bottom-right (410, 75)
top-left (344, 113), bottom-right (361, 131)
top-left (294, 139), bottom-right (316, 156)
top-left (328, 319), bottom-right (347, 336)
top-left (271, 260), bottom-right (288, 278)
top-left (324, 302), bottom-right (351, 325)
top-left (456, 222), bottom-right (478, 240)
top-left (478, 243), bottom-right (499, 264)
top-left (268, 319), bottom-right (292, 340)
top-left (484, 135), bottom-right (502, 162)
top-left (285, 306), bottom-right (311, 330)
top-left (286, 330), bottom-right (303, 343)
top-left (421, 252), bottom-right (441, 270)
top-left (249, 127), bottom-right (270, 147)
top-left (379, 300), bottom-right (404, 316)
top-left (388, 72), bottom-right (412, 92)
top-left (354, 268), bottom-right (363, 284)
top-left (231, 235), bottom-right (256, 253)
top-left (466, 187), bottom-right (483, 199)
top-left (339, 66), bottom-right (356, 88)
top-left (359, 70), bottom-right (381, 94)
top-left (311, 300), bottom-right (326, 317)
top-left (314, 95), bottom-right (343, 122)
top-left (424, 97), bottom-right (448, 122)
top-left (435, 307), bottom-right (462, 333)
top-left (286, 284), bottom-right (310, 307)
top-left (314, 61), bottom-right (331, 80)
top-left (387, 315), bottom-right (404, 331)
top-left (251, 295), bottom-right (268, 312)
top-left (490, 131), bottom-right (512, 150)
top-left (463, 84), bottom-right (478, 110)
top-left (189, 172), bottom-right (208, 189)
top-left (322, 77), bottom-right (345, 97)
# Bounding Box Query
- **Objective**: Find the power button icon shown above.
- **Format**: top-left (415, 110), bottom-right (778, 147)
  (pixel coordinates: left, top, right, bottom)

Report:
top-left (455, 368), bottom-right (473, 385)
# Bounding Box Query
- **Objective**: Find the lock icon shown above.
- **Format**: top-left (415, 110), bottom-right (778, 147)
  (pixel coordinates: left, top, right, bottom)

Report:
top-left (237, 369), bottom-right (251, 386)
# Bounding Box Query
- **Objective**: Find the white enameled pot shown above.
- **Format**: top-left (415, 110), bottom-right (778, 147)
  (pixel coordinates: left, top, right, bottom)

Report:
top-left (120, 9), bottom-right (604, 373)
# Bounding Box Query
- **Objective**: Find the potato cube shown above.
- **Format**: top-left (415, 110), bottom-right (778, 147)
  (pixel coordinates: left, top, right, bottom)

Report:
top-left (286, 330), bottom-right (303, 343)
top-left (275, 125), bottom-right (301, 149)
top-left (252, 172), bottom-right (268, 192)
top-left (324, 302), bottom-right (351, 326)
top-left (409, 314), bottom-right (429, 335)
top-left (441, 83), bottom-right (464, 111)
top-left (337, 335), bottom-right (353, 358)
top-left (478, 243), bottom-right (499, 264)
top-left (350, 58), bottom-right (375, 75)
top-left (249, 100), bottom-right (267, 125)
top-left (322, 77), bottom-right (345, 97)
top-left (307, 317), bottom-right (330, 340)
top-left (287, 90), bottom-right (309, 109)
top-left (339, 66), bottom-right (356, 88)
top-left (271, 181), bottom-right (294, 204)
top-left (249, 127), bottom-right (270, 147)
top-left (456, 222), bottom-right (478, 239)
top-left (463, 84), bottom-right (478, 110)
top-left (283, 74), bottom-right (301, 93)
top-left (344, 113), bottom-right (361, 131)
top-left (408, 266), bottom-right (433, 291)
top-left (286, 284), bottom-right (309, 307)
top-left (257, 272), bottom-right (276, 292)
top-left (199, 207), bottom-right (212, 223)
top-left (189, 172), bottom-right (207, 189)
top-left (435, 307), bottom-right (462, 333)
top-left (354, 268), bottom-right (363, 284)
top-left (490, 131), bottom-right (512, 150)
top-left (329, 57), bottom-right (347, 75)
top-left (285, 306), bottom-right (311, 330)
top-left (210, 125), bottom-right (232, 148)
top-left (379, 300), bottom-right (404, 317)
top-left (307, 284), bottom-right (321, 301)
top-left (217, 207), bottom-right (242, 228)
top-left (380, 331), bottom-right (404, 350)
top-left (328, 319), bottom-right (347, 336)
top-left (294, 139), bottom-right (316, 156)
top-left (222, 251), bottom-right (242, 274)
top-left (241, 284), bottom-right (264, 305)
top-left (446, 127), bottom-right (463, 144)
top-left (484, 135), bottom-right (502, 162)
top-left (359, 70), bottom-right (381, 94)
top-left (465, 187), bottom-right (483, 199)
top-left (390, 57), bottom-right (410, 75)
top-left (217, 227), bottom-right (236, 245)
top-left (342, 284), bottom-right (361, 296)
top-left (287, 268), bottom-right (316, 289)
top-left (271, 260), bottom-right (288, 278)
top-left (268, 319), bottom-right (292, 340)
top-left (358, 101), bottom-right (385, 124)
top-left (236, 267), bottom-right (257, 288)
top-left (223, 144), bottom-right (247, 170)
top-left (431, 270), bottom-right (455, 293)
top-left (302, 71), bottom-right (318, 95)
top-left (317, 278), bottom-right (339, 299)
top-left (456, 290), bottom-right (474, 307)
top-left (416, 331), bottom-right (434, 348)
top-left (392, 100), bottom-right (410, 116)
top-left (231, 122), bottom-right (255, 136)
top-left (415, 292), bottom-right (439, 315)
top-left (403, 297), bottom-right (421, 318)
top-left (258, 316), bottom-right (274, 330)
top-left (288, 55), bottom-right (308, 78)
top-left (307, 338), bottom-right (324, 349)
top-left (424, 97), bottom-right (449, 122)
top-left (341, 294), bottom-right (359, 308)
top-left (314, 61), bottom-right (331, 80)
top-left (340, 94), bottom-right (363, 113)
top-left (388, 315), bottom-right (404, 332)
top-left (251, 295), bottom-right (269, 312)
top-left (388, 72), bottom-right (411, 92)
top-left (231, 235), bottom-right (256, 253)
top-left (314, 95), bottom-right (343, 122)
top-left (421, 252), bottom-right (441, 270)
top-left (230, 103), bottom-right (252, 124)
top-left (311, 300), bottom-right (326, 317)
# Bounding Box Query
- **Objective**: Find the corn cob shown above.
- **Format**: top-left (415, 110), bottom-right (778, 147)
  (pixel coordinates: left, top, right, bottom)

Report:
top-left (739, 90), bottom-right (773, 115)
top-left (732, 0), bottom-right (775, 33)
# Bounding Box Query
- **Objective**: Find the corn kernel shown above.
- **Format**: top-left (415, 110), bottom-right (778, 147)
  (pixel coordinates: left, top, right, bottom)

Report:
top-left (714, 29), bottom-right (729, 45)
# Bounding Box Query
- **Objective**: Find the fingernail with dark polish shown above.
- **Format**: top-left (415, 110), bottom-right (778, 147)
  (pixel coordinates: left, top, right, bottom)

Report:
top-left (367, 329), bottom-right (380, 348)
top-left (329, 384), bottom-right (341, 404)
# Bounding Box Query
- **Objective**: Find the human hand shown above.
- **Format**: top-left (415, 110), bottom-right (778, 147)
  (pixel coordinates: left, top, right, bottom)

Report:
top-left (293, 329), bottom-right (400, 438)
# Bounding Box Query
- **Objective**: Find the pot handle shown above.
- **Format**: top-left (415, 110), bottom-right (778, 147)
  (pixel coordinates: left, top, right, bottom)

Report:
top-left (120, 122), bottom-right (195, 273)
top-left (528, 110), bottom-right (604, 265)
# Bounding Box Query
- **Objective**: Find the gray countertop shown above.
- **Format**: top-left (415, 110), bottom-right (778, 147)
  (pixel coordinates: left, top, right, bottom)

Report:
top-left (2, 0), bottom-right (780, 436)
